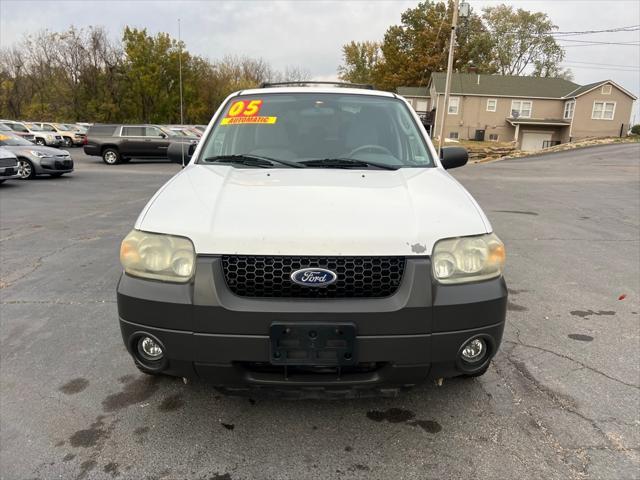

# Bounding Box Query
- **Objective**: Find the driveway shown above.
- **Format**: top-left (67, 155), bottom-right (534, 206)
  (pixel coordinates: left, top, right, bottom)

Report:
top-left (1, 144), bottom-right (638, 479)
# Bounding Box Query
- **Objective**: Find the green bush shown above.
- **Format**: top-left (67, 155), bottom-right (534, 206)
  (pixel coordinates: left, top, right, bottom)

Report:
top-left (631, 124), bottom-right (640, 135)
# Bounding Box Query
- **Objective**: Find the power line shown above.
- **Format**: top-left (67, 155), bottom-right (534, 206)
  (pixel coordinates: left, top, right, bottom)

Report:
top-left (559, 38), bottom-right (640, 44)
top-left (561, 64), bottom-right (640, 72)
top-left (551, 25), bottom-right (640, 36)
top-left (559, 41), bottom-right (640, 47)
top-left (563, 60), bottom-right (640, 68)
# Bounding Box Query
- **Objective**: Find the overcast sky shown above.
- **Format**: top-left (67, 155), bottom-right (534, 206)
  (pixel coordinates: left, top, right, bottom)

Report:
top-left (1, 0), bottom-right (639, 121)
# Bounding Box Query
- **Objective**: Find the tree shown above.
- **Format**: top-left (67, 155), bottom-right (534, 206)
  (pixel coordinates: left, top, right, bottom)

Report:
top-left (351, 1), bottom-right (494, 91)
top-left (482, 5), bottom-right (565, 76)
top-left (337, 41), bottom-right (381, 84)
top-left (0, 26), bottom-right (308, 124)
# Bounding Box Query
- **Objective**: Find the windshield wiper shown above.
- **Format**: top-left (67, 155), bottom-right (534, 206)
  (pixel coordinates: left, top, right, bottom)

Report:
top-left (299, 158), bottom-right (399, 170)
top-left (202, 154), bottom-right (304, 168)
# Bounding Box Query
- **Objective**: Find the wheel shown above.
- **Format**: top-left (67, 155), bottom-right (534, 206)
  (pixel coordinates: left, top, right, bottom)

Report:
top-left (102, 148), bottom-right (121, 165)
top-left (17, 158), bottom-right (36, 179)
top-left (50, 173), bottom-right (64, 178)
top-left (35, 138), bottom-right (45, 146)
top-left (134, 360), bottom-right (161, 376)
top-left (461, 363), bottom-right (490, 378)
top-left (63, 137), bottom-right (73, 147)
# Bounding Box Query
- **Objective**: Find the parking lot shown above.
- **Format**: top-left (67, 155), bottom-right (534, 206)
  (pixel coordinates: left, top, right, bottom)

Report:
top-left (1, 143), bottom-right (638, 479)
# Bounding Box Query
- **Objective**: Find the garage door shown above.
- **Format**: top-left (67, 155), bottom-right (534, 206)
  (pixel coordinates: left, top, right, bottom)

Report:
top-left (521, 132), bottom-right (553, 152)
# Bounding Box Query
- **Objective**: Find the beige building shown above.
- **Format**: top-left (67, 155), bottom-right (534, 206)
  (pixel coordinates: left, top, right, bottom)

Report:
top-left (399, 73), bottom-right (636, 152)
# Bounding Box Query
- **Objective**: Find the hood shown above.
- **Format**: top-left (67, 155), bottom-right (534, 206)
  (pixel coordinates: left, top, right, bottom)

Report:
top-left (137, 165), bottom-right (490, 256)
top-left (0, 147), bottom-right (17, 159)
top-left (4, 145), bottom-right (69, 157)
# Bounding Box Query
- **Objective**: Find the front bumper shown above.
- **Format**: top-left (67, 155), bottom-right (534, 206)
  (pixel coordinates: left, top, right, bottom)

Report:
top-left (36, 157), bottom-right (74, 173)
top-left (0, 166), bottom-right (20, 180)
top-left (117, 257), bottom-right (507, 389)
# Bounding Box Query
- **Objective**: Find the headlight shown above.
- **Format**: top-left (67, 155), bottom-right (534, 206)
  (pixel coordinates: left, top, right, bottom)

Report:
top-left (432, 233), bottom-right (505, 284)
top-left (120, 230), bottom-right (195, 283)
top-left (29, 150), bottom-right (48, 158)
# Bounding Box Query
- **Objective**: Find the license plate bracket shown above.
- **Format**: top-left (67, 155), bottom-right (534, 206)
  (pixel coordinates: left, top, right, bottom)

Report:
top-left (269, 322), bottom-right (357, 366)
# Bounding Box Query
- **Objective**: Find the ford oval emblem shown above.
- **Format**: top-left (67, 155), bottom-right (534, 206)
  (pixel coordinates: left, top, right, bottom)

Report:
top-left (290, 268), bottom-right (337, 287)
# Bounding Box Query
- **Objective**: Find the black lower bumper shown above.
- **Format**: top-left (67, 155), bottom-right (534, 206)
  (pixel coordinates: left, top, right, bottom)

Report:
top-left (117, 257), bottom-right (507, 388)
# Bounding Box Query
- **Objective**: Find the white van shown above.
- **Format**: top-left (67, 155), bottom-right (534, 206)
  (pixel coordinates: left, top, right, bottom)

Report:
top-left (117, 83), bottom-right (507, 396)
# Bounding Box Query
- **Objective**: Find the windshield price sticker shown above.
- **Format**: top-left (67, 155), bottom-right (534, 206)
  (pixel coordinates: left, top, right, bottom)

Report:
top-left (221, 116), bottom-right (277, 125)
top-left (228, 99), bottom-right (263, 117)
top-left (220, 99), bottom-right (277, 125)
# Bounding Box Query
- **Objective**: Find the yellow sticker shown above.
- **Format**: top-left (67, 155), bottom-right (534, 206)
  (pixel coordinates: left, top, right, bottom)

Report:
top-left (0, 134), bottom-right (9, 141)
top-left (221, 116), bottom-right (277, 125)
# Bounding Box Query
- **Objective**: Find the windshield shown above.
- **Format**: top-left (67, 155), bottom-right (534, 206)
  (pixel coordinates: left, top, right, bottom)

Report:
top-left (0, 132), bottom-right (34, 146)
top-left (198, 93), bottom-right (434, 168)
top-left (26, 124), bottom-right (43, 131)
top-left (160, 127), bottom-right (179, 137)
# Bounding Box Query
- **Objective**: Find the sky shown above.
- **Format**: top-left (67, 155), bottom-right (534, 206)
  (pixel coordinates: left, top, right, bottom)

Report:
top-left (1, 0), bottom-right (639, 121)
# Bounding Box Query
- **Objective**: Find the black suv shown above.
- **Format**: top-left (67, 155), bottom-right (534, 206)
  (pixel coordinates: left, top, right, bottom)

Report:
top-left (84, 124), bottom-right (195, 165)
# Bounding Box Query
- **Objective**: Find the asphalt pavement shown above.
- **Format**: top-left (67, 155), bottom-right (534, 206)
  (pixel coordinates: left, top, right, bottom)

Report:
top-left (1, 144), bottom-right (639, 480)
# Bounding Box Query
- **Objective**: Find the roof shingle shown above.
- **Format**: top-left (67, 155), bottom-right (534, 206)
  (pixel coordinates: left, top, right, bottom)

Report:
top-left (397, 86), bottom-right (430, 97)
top-left (430, 72), bottom-right (580, 98)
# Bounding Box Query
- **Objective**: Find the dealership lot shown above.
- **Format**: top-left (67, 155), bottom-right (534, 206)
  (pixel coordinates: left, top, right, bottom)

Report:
top-left (1, 144), bottom-right (638, 479)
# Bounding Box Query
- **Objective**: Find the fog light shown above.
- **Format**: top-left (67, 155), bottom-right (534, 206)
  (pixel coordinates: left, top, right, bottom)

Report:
top-left (139, 336), bottom-right (163, 359)
top-left (461, 338), bottom-right (485, 362)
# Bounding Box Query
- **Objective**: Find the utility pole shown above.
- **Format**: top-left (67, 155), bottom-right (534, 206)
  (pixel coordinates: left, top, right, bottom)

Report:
top-left (437, 0), bottom-right (459, 154)
top-left (178, 18), bottom-right (186, 167)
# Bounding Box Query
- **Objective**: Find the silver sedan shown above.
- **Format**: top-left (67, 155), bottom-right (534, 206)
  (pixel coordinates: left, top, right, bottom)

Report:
top-left (0, 132), bottom-right (73, 179)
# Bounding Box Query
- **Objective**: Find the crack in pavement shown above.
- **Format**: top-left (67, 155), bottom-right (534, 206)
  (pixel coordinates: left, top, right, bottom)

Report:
top-left (0, 195), bottom-right (151, 243)
top-left (1, 300), bottom-right (116, 305)
top-left (491, 358), bottom-right (587, 480)
top-left (504, 340), bottom-right (639, 389)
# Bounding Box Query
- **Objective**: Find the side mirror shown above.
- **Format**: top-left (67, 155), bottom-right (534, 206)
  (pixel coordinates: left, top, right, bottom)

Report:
top-left (440, 146), bottom-right (468, 170)
top-left (159, 132), bottom-right (167, 139)
top-left (167, 141), bottom-right (197, 165)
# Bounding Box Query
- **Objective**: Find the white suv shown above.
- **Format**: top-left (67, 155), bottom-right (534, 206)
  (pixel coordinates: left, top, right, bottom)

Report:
top-left (117, 83), bottom-right (507, 395)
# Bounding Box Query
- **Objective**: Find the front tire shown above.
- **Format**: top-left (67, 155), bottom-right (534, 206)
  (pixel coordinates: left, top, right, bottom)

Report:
top-left (17, 158), bottom-right (36, 179)
top-left (134, 360), bottom-right (161, 376)
top-left (35, 138), bottom-right (45, 146)
top-left (64, 137), bottom-right (73, 147)
top-left (461, 363), bottom-right (490, 378)
top-left (102, 148), bottom-right (121, 165)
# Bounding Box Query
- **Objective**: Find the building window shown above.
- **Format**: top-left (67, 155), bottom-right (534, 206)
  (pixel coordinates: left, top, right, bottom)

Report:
top-left (416, 99), bottom-right (428, 112)
top-left (489, 133), bottom-right (499, 141)
top-left (511, 100), bottom-right (532, 118)
top-left (592, 101), bottom-right (616, 120)
top-left (448, 131), bottom-right (459, 139)
top-left (486, 99), bottom-right (497, 112)
top-left (448, 97), bottom-right (460, 114)
top-left (601, 84), bottom-right (612, 95)
top-left (563, 101), bottom-right (575, 120)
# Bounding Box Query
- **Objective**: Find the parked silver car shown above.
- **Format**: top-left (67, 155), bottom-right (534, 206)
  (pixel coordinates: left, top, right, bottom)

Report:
top-left (0, 132), bottom-right (73, 179)
top-left (32, 122), bottom-right (85, 147)
top-left (0, 146), bottom-right (20, 183)
top-left (0, 120), bottom-right (36, 142)
top-left (24, 123), bottom-right (64, 147)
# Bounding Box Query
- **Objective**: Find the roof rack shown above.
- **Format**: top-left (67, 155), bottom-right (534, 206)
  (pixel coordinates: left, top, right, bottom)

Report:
top-left (259, 81), bottom-right (374, 90)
